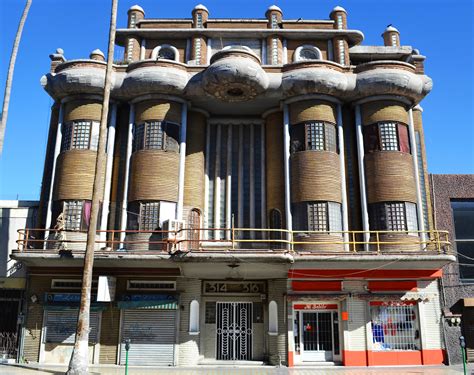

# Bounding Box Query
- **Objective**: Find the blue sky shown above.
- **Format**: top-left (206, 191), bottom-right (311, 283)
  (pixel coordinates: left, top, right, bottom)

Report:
top-left (0, 0), bottom-right (473, 200)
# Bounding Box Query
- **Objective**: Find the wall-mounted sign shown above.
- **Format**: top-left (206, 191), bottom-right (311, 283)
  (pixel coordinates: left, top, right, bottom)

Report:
top-left (97, 276), bottom-right (116, 302)
top-left (203, 281), bottom-right (265, 295)
top-left (294, 303), bottom-right (338, 310)
top-left (121, 294), bottom-right (176, 302)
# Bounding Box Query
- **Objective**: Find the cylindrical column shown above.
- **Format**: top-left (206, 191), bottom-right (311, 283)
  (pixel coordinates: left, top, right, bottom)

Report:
top-left (283, 104), bottom-right (293, 245)
top-left (44, 103), bottom-right (64, 235)
top-left (126, 6), bottom-right (145, 63)
top-left (99, 103), bottom-right (118, 243)
top-left (355, 104), bottom-right (370, 250)
top-left (337, 104), bottom-right (350, 251)
top-left (119, 103), bottom-right (134, 247)
top-left (383, 25), bottom-right (400, 47)
top-left (408, 108), bottom-right (426, 246)
top-left (176, 104), bottom-right (188, 220)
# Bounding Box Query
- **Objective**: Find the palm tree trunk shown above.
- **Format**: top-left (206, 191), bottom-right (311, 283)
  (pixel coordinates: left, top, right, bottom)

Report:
top-left (0, 0), bottom-right (32, 155)
top-left (66, 0), bottom-right (118, 373)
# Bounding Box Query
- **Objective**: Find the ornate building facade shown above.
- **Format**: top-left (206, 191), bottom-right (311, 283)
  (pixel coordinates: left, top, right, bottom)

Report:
top-left (13, 4), bottom-right (454, 367)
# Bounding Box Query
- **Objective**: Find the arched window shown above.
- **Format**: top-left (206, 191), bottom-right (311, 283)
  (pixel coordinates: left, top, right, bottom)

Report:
top-left (189, 300), bottom-right (200, 334)
top-left (188, 209), bottom-right (201, 250)
top-left (293, 45), bottom-right (322, 62)
top-left (151, 44), bottom-right (180, 62)
top-left (268, 301), bottom-right (278, 335)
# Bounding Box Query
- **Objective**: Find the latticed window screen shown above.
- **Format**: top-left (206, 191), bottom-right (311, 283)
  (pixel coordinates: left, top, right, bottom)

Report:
top-left (379, 123), bottom-right (398, 151)
top-left (196, 13), bottom-right (203, 28)
top-left (369, 202), bottom-right (418, 232)
top-left (371, 303), bottom-right (420, 351)
top-left (307, 202), bottom-right (342, 232)
top-left (140, 202), bottom-right (160, 231)
top-left (133, 121), bottom-right (179, 152)
top-left (336, 15), bottom-right (343, 29)
top-left (305, 122), bottom-right (337, 152)
top-left (61, 121), bottom-right (95, 151)
top-left (308, 202), bottom-right (327, 231)
top-left (271, 14), bottom-right (278, 29)
top-left (63, 201), bottom-right (83, 231)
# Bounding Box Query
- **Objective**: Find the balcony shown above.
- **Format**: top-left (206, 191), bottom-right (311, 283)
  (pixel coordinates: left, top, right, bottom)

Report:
top-left (14, 228), bottom-right (450, 255)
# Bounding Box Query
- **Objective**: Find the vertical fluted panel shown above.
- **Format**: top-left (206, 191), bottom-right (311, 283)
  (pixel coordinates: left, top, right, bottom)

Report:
top-left (184, 111), bottom-right (206, 209)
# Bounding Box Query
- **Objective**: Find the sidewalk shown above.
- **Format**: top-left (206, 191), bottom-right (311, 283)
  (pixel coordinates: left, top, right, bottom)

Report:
top-left (1, 363), bottom-right (472, 375)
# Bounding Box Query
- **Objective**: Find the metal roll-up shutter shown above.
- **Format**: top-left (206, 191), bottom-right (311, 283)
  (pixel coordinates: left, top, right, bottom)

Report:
top-left (45, 310), bottom-right (100, 344)
top-left (119, 310), bottom-right (176, 366)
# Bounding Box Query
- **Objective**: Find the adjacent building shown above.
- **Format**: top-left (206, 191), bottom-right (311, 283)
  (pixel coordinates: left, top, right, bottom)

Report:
top-left (11, 4), bottom-right (454, 367)
top-left (431, 174), bottom-right (474, 364)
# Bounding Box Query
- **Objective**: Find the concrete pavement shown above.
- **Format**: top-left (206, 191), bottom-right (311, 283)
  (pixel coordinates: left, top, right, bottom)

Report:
top-left (1, 363), bottom-right (473, 375)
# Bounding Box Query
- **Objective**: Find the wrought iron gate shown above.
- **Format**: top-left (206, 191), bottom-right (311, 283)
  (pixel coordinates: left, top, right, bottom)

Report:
top-left (216, 302), bottom-right (253, 360)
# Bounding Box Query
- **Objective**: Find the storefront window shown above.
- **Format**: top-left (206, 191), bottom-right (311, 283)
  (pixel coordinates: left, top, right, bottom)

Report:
top-left (370, 302), bottom-right (420, 351)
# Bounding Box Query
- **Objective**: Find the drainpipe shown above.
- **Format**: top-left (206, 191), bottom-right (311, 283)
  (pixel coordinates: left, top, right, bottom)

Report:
top-left (176, 103), bottom-right (188, 220)
top-left (337, 104), bottom-right (349, 251)
top-left (119, 103), bottom-right (134, 248)
top-left (354, 105), bottom-right (370, 251)
top-left (99, 103), bottom-right (117, 245)
top-left (283, 104), bottom-right (293, 249)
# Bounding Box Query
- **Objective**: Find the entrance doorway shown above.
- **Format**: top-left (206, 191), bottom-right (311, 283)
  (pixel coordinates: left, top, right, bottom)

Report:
top-left (294, 307), bottom-right (340, 362)
top-left (216, 302), bottom-right (252, 360)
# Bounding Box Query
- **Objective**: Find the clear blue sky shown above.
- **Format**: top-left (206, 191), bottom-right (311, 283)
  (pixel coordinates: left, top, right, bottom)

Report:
top-left (0, 0), bottom-right (473, 200)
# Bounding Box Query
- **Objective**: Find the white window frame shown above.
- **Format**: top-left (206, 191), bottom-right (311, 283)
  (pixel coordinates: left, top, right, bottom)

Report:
top-left (268, 300), bottom-right (278, 335)
top-left (189, 300), bottom-right (200, 335)
top-left (126, 280), bottom-right (176, 291)
top-left (151, 44), bottom-right (180, 62)
top-left (293, 45), bottom-right (322, 62)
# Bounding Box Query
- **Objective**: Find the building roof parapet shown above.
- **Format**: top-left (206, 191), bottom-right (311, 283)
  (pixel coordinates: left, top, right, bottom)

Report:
top-left (349, 45), bottom-right (413, 59)
top-left (354, 60), bottom-right (416, 73)
top-left (115, 27), bottom-right (364, 46)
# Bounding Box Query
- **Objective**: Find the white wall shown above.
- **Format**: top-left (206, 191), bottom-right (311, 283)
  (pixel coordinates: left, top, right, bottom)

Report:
top-left (0, 200), bottom-right (38, 277)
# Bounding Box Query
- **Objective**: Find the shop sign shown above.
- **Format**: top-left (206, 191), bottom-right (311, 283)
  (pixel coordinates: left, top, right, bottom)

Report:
top-left (121, 294), bottom-right (175, 301)
top-left (294, 303), bottom-right (338, 310)
top-left (370, 300), bottom-right (417, 306)
top-left (45, 293), bottom-right (81, 303)
top-left (97, 276), bottom-right (116, 302)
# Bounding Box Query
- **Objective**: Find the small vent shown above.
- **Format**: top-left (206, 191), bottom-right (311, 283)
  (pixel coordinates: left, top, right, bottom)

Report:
top-left (51, 279), bottom-right (97, 290)
top-left (127, 280), bottom-right (176, 291)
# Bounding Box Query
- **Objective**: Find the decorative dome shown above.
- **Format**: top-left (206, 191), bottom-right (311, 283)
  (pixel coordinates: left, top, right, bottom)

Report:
top-left (267, 5), bottom-right (282, 13)
top-left (331, 6), bottom-right (347, 13)
top-left (384, 25), bottom-right (399, 33)
top-left (193, 4), bottom-right (209, 12)
top-left (128, 5), bottom-right (144, 14)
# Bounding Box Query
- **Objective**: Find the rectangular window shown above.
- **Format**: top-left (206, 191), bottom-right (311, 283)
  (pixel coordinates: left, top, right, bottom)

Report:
top-left (369, 202), bottom-right (418, 233)
top-left (370, 302), bottom-right (420, 351)
top-left (391, 34), bottom-right (397, 46)
top-left (140, 202), bottom-right (160, 231)
top-left (379, 123), bottom-right (398, 151)
top-left (451, 200), bottom-right (474, 281)
top-left (338, 40), bottom-right (345, 65)
top-left (145, 122), bottom-right (164, 149)
top-left (271, 14), bottom-right (278, 29)
top-left (205, 302), bottom-right (216, 324)
top-left (61, 121), bottom-right (97, 151)
top-left (337, 15), bottom-right (343, 30)
top-left (63, 201), bottom-right (84, 231)
top-left (304, 122), bottom-right (337, 152)
top-left (307, 202), bottom-right (342, 233)
top-left (196, 13), bottom-right (203, 28)
top-left (133, 122), bottom-right (179, 152)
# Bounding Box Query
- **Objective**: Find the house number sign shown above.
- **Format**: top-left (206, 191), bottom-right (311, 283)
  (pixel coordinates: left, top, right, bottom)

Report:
top-left (204, 281), bottom-right (265, 294)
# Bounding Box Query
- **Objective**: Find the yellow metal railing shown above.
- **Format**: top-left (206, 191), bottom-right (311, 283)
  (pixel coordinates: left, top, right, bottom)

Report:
top-left (15, 228), bottom-right (450, 254)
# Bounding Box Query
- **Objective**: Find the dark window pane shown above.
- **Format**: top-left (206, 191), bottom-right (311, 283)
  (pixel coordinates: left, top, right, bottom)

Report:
top-left (363, 124), bottom-right (379, 153)
top-left (452, 201), bottom-right (474, 239)
top-left (324, 123), bottom-right (338, 153)
top-left (205, 302), bottom-right (216, 324)
top-left (290, 123), bottom-right (305, 154)
top-left (458, 242), bottom-right (474, 280)
top-left (253, 302), bottom-right (263, 323)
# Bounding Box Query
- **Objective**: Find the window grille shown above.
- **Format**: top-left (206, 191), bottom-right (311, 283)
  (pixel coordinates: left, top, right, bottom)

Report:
top-left (379, 122), bottom-right (398, 151)
top-left (133, 123), bottom-right (145, 151)
top-left (328, 202), bottom-right (342, 232)
top-left (195, 38), bottom-right (202, 61)
top-left (127, 280), bottom-right (176, 290)
top-left (369, 202), bottom-right (419, 233)
top-left (371, 303), bottom-right (420, 351)
top-left (304, 122), bottom-right (337, 152)
top-left (63, 201), bottom-right (83, 231)
top-left (61, 121), bottom-right (96, 151)
top-left (308, 202), bottom-right (327, 231)
top-left (133, 121), bottom-right (178, 152)
top-left (364, 122), bottom-right (410, 154)
top-left (140, 202), bottom-right (160, 231)
top-left (272, 37), bottom-right (279, 64)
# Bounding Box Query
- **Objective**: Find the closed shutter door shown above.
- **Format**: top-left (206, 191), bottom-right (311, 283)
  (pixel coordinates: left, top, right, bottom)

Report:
top-left (119, 310), bottom-right (176, 366)
top-left (45, 310), bottom-right (100, 344)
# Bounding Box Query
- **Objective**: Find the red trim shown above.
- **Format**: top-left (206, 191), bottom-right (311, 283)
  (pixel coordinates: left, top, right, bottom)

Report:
top-left (289, 269), bottom-right (442, 279)
top-left (370, 300), bottom-right (417, 306)
top-left (368, 350), bottom-right (422, 366)
top-left (422, 349), bottom-right (445, 365)
top-left (292, 280), bottom-right (342, 291)
top-left (368, 281), bottom-right (418, 291)
top-left (294, 303), bottom-right (338, 310)
top-left (288, 351), bottom-right (294, 367)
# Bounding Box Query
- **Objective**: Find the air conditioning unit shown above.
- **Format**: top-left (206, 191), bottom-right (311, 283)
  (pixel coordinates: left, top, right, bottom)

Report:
top-left (163, 219), bottom-right (186, 241)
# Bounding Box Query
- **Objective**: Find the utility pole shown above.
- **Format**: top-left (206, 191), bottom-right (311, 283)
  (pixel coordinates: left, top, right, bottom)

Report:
top-left (66, 0), bottom-right (118, 373)
top-left (0, 0), bottom-right (32, 155)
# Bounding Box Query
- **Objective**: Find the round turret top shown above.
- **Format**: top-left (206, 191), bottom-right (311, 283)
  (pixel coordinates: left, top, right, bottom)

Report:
top-left (128, 5), bottom-right (145, 14)
top-left (193, 4), bottom-right (209, 12)
top-left (267, 5), bottom-right (282, 13)
top-left (384, 25), bottom-right (399, 33)
top-left (331, 5), bottom-right (347, 13)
